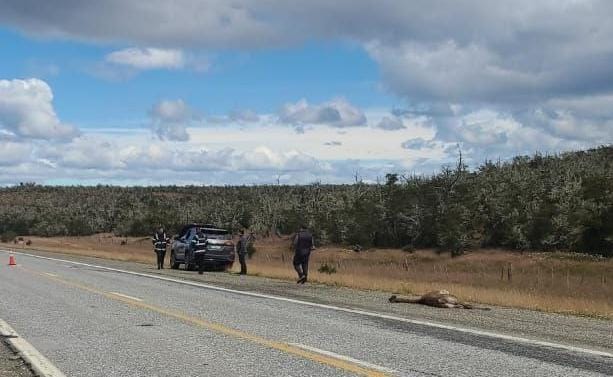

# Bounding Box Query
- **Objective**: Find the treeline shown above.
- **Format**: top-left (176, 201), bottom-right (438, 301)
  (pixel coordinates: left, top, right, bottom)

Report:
top-left (0, 146), bottom-right (611, 256)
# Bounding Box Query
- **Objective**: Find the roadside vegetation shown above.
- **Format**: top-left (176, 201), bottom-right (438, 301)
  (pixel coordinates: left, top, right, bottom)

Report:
top-left (1, 146), bottom-right (612, 257)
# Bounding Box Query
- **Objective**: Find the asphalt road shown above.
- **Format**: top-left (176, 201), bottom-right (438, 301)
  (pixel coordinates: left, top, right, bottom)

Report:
top-left (0, 251), bottom-right (611, 377)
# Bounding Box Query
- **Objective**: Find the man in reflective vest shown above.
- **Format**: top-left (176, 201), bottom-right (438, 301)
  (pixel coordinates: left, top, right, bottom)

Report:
top-left (152, 226), bottom-right (169, 270)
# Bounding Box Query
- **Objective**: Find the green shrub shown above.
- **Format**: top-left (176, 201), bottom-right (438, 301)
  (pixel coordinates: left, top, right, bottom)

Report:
top-left (0, 231), bottom-right (17, 243)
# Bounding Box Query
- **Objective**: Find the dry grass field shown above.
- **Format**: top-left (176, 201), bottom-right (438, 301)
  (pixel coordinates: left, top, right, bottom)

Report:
top-left (6, 234), bottom-right (613, 319)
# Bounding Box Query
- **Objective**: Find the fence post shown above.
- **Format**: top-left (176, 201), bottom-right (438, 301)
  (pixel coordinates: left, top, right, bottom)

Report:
top-left (507, 263), bottom-right (512, 282)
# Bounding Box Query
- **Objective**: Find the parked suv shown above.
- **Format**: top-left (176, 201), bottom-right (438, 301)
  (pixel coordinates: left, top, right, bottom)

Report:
top-left (170, 224), bottom-right (235, 271)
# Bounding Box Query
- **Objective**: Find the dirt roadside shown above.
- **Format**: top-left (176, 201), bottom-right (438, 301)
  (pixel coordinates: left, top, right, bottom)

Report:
top-left (6, 247), bottom-right (612, 354)
top-left (0, 341), bottom-right (33, 377)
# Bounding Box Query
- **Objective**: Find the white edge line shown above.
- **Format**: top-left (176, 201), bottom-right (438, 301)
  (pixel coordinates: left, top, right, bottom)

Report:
top-left (290, 343), bottom-right (398, 374)
top-left (44, 272), bottom-right (59, 278)
top-left (0, 318), bottom-right (67, 377)
top-left (108, 292), bottom-right (143, 302)
top-left (5, 249), bottom-right (613, 360)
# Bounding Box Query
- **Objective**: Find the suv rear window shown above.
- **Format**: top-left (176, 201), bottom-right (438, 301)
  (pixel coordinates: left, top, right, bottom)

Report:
top-left (201, 228), bottom-right (231, 240)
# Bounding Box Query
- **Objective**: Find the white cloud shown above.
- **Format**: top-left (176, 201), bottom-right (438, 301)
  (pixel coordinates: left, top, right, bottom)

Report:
top-left (279, 98), bottom-right (367, 128)
top-left (0, 78), bottom-right (79, 140)
top-left (375, 116), bottom-right (406, 131)
top-left (0, 101), bottom-right (609, 186)
top-left (149, 99), bottom-right (197, 141)
top-left (0, 141), bottom-right (33, 166)
top-left (106, 47), bottom-right (184, 70)
top-left (429, 107), bottom-right (596, 163)
top-left (97, 48), bottom-right (208, 80)
top-left (56, 137), bottom-right (125, 169)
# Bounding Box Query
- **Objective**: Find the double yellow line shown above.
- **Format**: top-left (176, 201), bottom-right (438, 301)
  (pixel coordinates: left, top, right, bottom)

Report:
top-left (24, 267), bottom-right (390, 377)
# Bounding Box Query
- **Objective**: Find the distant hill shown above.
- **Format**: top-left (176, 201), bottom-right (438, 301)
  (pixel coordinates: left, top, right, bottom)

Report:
top-left (1, 146), bottom-right (611, 256)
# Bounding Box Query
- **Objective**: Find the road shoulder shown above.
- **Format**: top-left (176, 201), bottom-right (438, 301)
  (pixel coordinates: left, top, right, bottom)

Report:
top-left (0, 319), bottom-right (64, 377)
top-left (0, 338), bottom-right (32, 377)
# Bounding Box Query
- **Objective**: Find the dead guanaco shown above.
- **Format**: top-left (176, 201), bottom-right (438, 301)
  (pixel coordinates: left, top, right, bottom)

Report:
top-left (388, 290), bottom-right (490, 310)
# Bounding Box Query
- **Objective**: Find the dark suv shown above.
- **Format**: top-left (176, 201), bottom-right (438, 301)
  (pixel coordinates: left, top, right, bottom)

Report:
top-left (170, 224), bottom-right (235, 271)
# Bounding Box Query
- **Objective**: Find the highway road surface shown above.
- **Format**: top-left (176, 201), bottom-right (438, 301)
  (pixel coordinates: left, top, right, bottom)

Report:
top-left (0, 250), bottom-right (612, 377)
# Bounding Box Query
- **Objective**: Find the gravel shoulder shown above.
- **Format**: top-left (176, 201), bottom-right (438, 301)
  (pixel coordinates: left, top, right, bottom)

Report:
top-left (0, 340), bottom-right (33, 377)
top-left (8, 248), bottom-right (613, 354)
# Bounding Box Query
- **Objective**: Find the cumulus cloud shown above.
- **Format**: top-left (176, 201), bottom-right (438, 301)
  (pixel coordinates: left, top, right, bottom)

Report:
top-left (375, 116), bottom-right (405, 131)
top-left (0, 141), bottom-right (33, 166)
top-left (106, 47), bottom-right (184, 70)
top-left (0, 78), bottom-right (79, 140)
top-left (279, 98), bottom-right (366, 128)
top-left (55, 137), bottom-right (125, 169)
top-left (422, 107), bottom-right (595, 164)
top-left (149, 99), bottom-right (198, 141)
top-left (28, 136), bottom-right (328, 178)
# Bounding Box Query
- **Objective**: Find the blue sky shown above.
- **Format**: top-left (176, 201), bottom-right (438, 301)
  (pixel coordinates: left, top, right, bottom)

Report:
top-left (0, 1), bottom-right (612, 185)
top-left (1, 27), bottom-right (393, 125)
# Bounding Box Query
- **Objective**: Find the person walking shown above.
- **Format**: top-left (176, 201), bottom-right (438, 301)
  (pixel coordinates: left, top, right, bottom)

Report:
top-left (236, 230), bottom-right (249, 275)
top-left (152, 226), bottom-right (169, 270)
top-left (292, 225), bottom-right (314, 284)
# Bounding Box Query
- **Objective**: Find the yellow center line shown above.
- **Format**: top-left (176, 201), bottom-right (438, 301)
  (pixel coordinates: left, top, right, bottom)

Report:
top-left (23, 267), bottom-right (390, 377)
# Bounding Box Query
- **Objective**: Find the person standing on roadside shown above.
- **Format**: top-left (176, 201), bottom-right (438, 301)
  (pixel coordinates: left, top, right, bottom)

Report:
top-left (292, 225), bottom-right (314, 284)
top-left (236, 229), bottom-right (249, 275)
top-left (192, 228), bottom-right (208, 275)
top-left (152, 226), bottom-right (169, 270)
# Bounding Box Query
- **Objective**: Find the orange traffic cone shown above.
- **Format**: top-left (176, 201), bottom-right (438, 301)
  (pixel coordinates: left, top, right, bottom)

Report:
top-left (8, 254), bottom-right (16, 266)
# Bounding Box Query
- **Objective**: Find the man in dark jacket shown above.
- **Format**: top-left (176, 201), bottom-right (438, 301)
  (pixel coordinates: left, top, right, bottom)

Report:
top-left (191, 229), bottom-right (208, 275)
top-left (236, 230), bottom-right (249, 275)
top-left (152, 226), bottom-right (169, 270)
top-left (292, 225), bottom-right (314, 284)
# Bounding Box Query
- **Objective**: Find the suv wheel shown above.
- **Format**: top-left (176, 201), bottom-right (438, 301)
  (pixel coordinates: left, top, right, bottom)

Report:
top-left (184, 253), bottom-right (195, 271)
